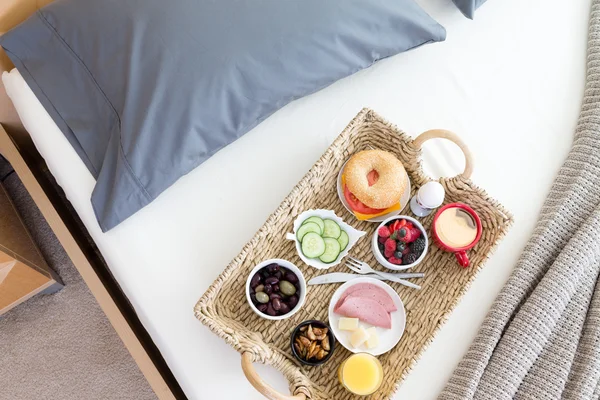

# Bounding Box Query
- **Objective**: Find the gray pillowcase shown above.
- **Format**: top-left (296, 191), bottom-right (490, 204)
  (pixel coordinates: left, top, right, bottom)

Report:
top-left (1, 0), bottom-right (445, 231)
top-left (453, 0), bottom-right (488, 19)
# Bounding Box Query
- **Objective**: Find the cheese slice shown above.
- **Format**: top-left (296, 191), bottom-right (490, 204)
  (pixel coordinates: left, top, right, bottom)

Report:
top-left (341, 174), bottom-right (401, 220)
top-left (365, 327), bottom-right (379, 349)
top-left (350, 326), bottom-right (370, 348)
top-left (339, 317), bottom-right (359, 331)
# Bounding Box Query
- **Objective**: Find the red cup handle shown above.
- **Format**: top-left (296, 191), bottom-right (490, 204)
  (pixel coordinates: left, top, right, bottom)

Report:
top-left (455, 251), bottom-right (470, 267)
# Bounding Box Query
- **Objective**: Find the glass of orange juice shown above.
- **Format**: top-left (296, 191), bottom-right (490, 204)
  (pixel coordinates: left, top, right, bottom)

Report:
top-left (338, 353), bottom-right (383, 396)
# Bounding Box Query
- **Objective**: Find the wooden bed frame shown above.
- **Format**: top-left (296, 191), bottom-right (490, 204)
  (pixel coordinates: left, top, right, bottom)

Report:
top-left (0, 2), bottom-right (182, 398)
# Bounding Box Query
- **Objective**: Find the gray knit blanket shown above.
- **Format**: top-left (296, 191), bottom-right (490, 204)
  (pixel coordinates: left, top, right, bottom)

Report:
top-left (439, 3), bottom-right (600, 400)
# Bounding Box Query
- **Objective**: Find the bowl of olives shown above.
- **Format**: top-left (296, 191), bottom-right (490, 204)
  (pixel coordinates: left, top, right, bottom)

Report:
top-left (246, 258), bottom-right (306, 320)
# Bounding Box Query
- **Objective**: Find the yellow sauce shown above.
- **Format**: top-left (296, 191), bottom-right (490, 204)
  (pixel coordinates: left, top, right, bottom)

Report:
top-left (338, 353), bottom-right (383, 396)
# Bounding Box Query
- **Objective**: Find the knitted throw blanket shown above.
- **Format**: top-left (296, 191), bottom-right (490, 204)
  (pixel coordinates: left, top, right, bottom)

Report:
top-left (440, 3), bottom-right (600, 399)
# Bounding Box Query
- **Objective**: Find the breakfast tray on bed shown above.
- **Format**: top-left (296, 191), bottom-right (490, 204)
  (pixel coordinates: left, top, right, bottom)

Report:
top-left (194, 108), bottom-right (512, 399)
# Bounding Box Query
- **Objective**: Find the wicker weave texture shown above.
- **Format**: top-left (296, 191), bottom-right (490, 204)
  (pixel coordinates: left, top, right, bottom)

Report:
top-left (195, 109), bottom-right (512, 399)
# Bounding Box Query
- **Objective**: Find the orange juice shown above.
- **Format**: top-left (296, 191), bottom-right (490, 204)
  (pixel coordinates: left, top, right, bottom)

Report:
top-left (338, 353), bottom-right (383, 396)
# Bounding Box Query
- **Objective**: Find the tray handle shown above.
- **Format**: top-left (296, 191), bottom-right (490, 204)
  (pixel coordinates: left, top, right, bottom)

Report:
top-left (413, 129), bottom-right (474, 179)
top-left (241, 352), bottom-right (307, 400)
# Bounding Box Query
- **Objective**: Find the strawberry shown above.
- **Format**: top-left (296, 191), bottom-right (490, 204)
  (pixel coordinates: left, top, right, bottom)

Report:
top-left (384, 238), bottom-right (397, 253)
top-left (398, 219), bottom-right (407, 228)
top-left (388, 256), bottom-right (403, 265)
top-left (384, 248), bottom-right (395, 258)
top-left (378, 226), bottom-right (391, 238)
top-left (389, 220), bottom-right (401, 234)
top-left (405, 221), bottom-right (414, 230)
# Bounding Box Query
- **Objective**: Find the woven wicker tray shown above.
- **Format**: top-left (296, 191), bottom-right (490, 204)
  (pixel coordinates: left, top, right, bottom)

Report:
top-left (195, 108), bottom-right (512, 400)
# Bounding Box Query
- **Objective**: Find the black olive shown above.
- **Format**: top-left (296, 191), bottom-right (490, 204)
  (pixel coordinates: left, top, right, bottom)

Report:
top-left (265, 276), bottom-right (279, 285)
top-left (263, 283), bottom-right (273, 295)
top-left (287, 295), bottom-right (299, 308)
top-left (266, 303), bottom-right (277, 316)
top-left (250, 273), bottom-right (261, 288)
top-left (266, 263), bottom-right (280, 273)
top-left (270, 293), bottom-right (282, 300)
top-left (279, 303), bottom-right (290, 314)
top-left (257, 303), bottom-right (268, 313)
top-left (284, 272), bottom-right (299, 283)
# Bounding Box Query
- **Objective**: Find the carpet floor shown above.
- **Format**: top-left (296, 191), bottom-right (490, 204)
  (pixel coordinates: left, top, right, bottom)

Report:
top-left (0, 160), bottom-right (156, 400)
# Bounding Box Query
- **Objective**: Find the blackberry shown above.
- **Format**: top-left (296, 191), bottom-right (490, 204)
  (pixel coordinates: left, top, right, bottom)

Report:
top-left (396, 242), bottom-right (406, 252)
top-left (403, 253), bottom-right (418, 265)
top-left (410, 237), bottom-right (426, 256)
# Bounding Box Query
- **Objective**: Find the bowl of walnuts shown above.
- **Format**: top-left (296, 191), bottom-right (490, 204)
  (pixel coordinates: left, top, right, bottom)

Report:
top-left (290, 320), bottom-right (336, 366)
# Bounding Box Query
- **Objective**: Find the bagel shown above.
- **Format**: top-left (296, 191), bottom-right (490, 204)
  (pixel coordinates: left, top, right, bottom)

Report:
top-left (344, 150), bottom-right (407, 209)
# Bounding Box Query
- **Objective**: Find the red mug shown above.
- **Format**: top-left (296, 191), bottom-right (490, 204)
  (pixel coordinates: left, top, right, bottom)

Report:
top-left (431, 203), bottom-right (482, 268)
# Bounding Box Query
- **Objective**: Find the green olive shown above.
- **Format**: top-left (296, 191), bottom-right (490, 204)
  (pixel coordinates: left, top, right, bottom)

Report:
top-left (255, 291), bottom-right (269, 304)
top-left (279, 280), bottom-right (296, 296)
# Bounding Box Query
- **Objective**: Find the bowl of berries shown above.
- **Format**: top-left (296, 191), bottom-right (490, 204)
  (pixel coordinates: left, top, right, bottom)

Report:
top-left (372, 216), bottom-right (428, 270)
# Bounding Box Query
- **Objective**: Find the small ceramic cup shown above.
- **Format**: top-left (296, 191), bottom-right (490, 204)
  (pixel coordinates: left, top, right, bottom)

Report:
top-left (371, 215), bottom-right (428, 271)
top-left (290, 320), bottom-right (336, 366)
top-left (431, 203), bottom-right (482, 268)
top-left (245, 258), bottom-right (307, 320)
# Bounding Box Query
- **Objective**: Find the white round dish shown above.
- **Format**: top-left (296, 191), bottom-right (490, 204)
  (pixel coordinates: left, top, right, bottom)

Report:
top-left (371, 215), bottom-right (429, 271)
top-left (328, 277), bottom-right (406, 356)
top-left (286, 209), bottom-right (366, 270)
top-left (245, 258), bottom-right (307, 320)
top-left (336, 160), bottom-right (411, 222)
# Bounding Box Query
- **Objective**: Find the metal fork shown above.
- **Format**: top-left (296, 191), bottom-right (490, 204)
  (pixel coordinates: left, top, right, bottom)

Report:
top-left (346, 257), bottom-right (422, 290)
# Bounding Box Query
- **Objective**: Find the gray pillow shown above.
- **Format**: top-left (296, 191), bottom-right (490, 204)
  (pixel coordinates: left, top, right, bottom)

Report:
top-left (453, 0), bottom-right (488, 19)
top-left (1, 0), bottom-right (445, 231)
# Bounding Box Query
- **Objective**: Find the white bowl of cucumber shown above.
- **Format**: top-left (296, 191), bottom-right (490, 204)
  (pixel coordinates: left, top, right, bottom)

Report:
top-left (286, 209), bottom-right (366, 270)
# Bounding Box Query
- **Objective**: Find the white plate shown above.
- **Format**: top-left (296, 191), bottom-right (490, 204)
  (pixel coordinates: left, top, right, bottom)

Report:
top-left (328, 277), bottom-right (406, 356)
top-left (286, 209), bottom-right (366, 270)
top-left (336, 160), bottom-right (411, 222)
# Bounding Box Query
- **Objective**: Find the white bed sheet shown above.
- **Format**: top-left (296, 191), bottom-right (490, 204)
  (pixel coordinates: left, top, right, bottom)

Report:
top-left (2, 0), bottom-right (592, 398)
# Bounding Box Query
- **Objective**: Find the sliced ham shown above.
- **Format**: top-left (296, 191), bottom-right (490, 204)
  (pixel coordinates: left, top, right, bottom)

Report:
top-left (334, 283), bottom-right (397, 313)
top-left (335, 297), bottom-right (392, 329)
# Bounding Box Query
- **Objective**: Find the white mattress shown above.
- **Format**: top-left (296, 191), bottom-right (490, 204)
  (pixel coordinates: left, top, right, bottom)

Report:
top-left (2, 0), bottom-right (592, 398)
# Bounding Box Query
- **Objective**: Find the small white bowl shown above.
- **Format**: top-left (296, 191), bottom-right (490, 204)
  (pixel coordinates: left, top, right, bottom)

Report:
top-left (371, 215), bottom-right (428, 271)
top-left (286, 209), bottom-right (366, 270)
top-left (245, 258), bottom-right (307, 320)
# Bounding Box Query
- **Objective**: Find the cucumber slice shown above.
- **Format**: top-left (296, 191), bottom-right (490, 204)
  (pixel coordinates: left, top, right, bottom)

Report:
top-left (322, 219), bottom-right (342, 239)
top-left (319, 237), bottom-right (342, 263)
top-left (301, 232), bottom-right (326, 258)
top-left (337, 230), bottom-right (349, 252)
top-left (297, 222), bottom-right (322, 241)
top-left (302, 216), bottom-right (325, 232)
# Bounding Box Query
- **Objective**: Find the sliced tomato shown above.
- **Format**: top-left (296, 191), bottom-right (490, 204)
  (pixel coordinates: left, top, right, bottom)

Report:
top-left (367, 170), bottom-right (379, 186)
top-left (343, 184), bottom-right (385, 215)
